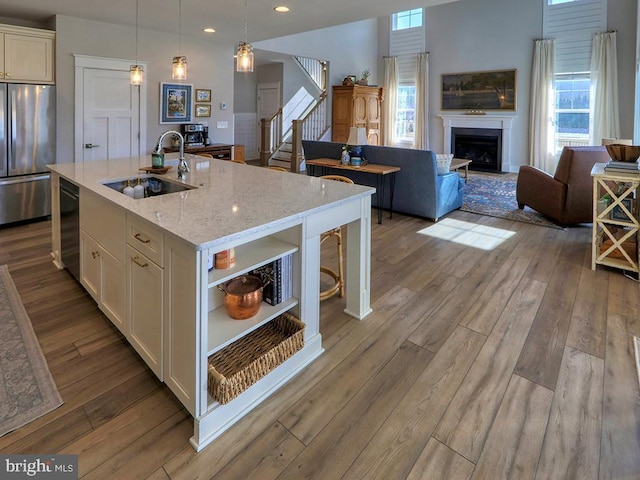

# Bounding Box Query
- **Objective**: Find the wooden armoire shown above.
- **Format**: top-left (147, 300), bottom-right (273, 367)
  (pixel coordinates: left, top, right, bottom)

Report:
top-left (331, 85), bottom-right (384, 146)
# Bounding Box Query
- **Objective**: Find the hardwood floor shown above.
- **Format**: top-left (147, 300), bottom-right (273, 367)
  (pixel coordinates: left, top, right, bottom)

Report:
top-left (1, 211), bottom-right (640, 479)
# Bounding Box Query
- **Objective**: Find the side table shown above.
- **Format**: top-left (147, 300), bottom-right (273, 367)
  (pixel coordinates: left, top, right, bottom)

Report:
top-left (450, 158), bottom-right (472, 183)
top-left (305, 158), bottom-right (400, 224)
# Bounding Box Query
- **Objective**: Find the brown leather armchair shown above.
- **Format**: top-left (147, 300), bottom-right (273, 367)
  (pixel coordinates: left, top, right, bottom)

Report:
top-left (516, 146), bottom-right (610, 225)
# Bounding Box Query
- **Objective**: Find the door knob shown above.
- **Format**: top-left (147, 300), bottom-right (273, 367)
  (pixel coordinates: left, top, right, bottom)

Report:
top-left (85, 143), bottom-right (100, 148)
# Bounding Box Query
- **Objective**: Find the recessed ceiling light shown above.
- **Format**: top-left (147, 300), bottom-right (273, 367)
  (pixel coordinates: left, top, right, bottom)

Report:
top-left (274, 6), bottom-right (290, 13)
top-left (203, 27), bottom-right (216, 33)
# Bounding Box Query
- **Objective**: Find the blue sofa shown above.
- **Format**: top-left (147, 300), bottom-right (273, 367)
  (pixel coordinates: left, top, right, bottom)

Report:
top-left (302, 141), bottom-right (464, 221)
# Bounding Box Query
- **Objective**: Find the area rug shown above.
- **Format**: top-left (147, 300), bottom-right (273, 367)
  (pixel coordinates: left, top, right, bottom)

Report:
top-left (0, 265), bottom-right (62, 437)
top-left (461, 173), bottom-right (564, 229)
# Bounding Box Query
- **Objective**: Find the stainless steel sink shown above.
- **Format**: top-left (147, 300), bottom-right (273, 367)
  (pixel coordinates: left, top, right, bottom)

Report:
top-left (102, 175), bottom-right (196, 198)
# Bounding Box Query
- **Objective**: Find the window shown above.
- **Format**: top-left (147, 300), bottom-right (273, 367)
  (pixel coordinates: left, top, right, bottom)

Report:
top-left (396, 85), bottom-right (415, 141)
top-left (390, 8), bottom-right (424, 144)
top-left (392, 9), bottom-right (423, 31)
top-left (543, 0), bottom-right (605, 152)
top-left (554, 73), bottom-right (591, 152)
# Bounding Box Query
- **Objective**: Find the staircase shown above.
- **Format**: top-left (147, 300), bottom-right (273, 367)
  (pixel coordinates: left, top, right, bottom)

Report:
top-left (260, 57), bottom-right (330, 172)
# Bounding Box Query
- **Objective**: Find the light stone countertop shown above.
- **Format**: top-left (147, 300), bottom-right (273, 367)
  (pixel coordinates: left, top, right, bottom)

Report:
top-left (48, 154), bottom-right (375, 250)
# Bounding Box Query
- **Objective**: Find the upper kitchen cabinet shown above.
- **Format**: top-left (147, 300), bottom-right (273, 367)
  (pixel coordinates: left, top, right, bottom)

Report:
top-left (0, 24), bottom-right (55, 84)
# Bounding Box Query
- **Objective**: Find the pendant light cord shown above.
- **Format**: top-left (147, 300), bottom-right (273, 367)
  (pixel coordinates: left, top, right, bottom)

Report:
top-left (244, 0), bottom-right (248, 43)
top-left (178, 0), bottom-right (182, 55)
top-left (135, 0), bottom-right (139, 62)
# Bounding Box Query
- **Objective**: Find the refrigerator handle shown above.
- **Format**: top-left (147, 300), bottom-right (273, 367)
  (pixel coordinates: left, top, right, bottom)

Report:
top-left (0, 174), bottom-right (50, 186)
top-left (9, 90), bottom-right (16, 171)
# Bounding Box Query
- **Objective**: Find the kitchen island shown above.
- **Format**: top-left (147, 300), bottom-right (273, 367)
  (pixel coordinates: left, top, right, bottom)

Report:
top-left (48, 153), bottom-right (374, 451)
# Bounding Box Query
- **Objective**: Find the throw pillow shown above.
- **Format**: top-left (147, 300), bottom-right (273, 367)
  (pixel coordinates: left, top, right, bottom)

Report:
top-left (436, 154), bottom-right (453, 175)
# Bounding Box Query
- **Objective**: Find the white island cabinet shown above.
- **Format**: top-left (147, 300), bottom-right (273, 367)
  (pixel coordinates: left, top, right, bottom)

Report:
top-left (47, 154), bottom-right (374, 451)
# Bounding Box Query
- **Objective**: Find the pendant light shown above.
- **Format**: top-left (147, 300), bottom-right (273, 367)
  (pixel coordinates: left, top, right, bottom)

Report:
top-left (130, 0), bottom-right (144, 85)
top-left (236, 0), bottom-right (254, 72)
top-left (172, 0), bottom-right (187, 80)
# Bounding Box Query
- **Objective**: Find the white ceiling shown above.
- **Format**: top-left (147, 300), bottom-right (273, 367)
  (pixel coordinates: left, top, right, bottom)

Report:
top-left (0, 0), bottom-right (457, 43)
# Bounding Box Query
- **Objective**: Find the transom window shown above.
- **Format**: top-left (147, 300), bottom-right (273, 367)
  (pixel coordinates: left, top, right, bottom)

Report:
top-left (392, 9), bottom-right (423, 31)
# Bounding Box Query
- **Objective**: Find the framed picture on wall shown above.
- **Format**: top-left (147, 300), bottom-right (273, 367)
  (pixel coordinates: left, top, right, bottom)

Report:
top-left (195, 104), bottom-right (212, 117)
top-left (441, 69), bottom-right (517, 111)
top-left (196, 88), bottom-right (212, 102)
top-left (160, 82), bottom-right (193, 124)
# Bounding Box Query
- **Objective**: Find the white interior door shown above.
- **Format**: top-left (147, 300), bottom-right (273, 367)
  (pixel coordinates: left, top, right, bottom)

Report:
top-left (257, 82), bottom-right (281, 153)
top-left (83, 69), bottom-right (138, 162)
top-left (74, 55), bottom-right (147, 163)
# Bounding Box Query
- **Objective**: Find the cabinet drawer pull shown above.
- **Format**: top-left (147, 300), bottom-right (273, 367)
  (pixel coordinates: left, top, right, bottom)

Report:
top-left (132, 256), bottom-right (149, 268)
top-left (91, 251), bottom-right (100, 259)
top-left (134, 233), bottom-right (151, 244)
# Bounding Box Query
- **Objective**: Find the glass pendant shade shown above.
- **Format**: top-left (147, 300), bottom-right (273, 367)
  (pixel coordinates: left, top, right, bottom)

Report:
top-left (236, 42), bottom-right (254, 72)
top-left (172, 56), bottom-right (187, 80)
top-left (130, 65), bottom-right (144, 85)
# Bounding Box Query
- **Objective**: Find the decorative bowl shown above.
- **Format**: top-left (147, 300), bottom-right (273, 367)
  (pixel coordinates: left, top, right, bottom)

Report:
top-left (605, 144), bottom-right (640, 163)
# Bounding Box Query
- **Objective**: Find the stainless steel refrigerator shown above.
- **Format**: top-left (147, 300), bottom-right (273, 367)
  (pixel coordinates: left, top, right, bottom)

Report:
top-left (0, 83), bottom-right (55, 225)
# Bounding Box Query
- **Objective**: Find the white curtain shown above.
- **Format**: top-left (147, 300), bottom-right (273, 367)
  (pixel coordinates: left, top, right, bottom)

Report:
top-left (414, 52), bottom-right (429, 150)
top-left (529, 38), bottom-right (556, 173)
top-left (383, 57), bottom-right (398, 146)
top-left (590, 31), bottom-right (620, 145)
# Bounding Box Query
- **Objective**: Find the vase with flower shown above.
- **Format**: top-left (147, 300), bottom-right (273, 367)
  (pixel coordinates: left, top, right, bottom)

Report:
top-left (357, 69), bottom-right (370, 86)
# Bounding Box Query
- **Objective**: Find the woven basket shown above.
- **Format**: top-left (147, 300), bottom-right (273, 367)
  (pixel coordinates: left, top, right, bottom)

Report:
top-left (207, 313), bottom-right (305, 404)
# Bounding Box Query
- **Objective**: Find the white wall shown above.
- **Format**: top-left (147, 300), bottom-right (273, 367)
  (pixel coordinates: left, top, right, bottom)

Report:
top-left (609, 0), bottom-right (637, 140)
top-left (422, 0), bottom-right (542, 170)
top-left (55, 14), bottom-right (236, 163)
top-left (253, 19), bottom-right (379, 88)
top-left (234, 70), bottom-right (258, 114)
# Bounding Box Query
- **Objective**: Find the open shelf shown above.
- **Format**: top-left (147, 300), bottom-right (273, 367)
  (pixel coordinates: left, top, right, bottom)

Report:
top-left (592, 165), bottom-right (640, 273)
top-left (595, 256), bottom-right (639, 272)
top-left (207, 236), bottom-right (298, 287)
top-left (207, 297), bottom-right (298, 355)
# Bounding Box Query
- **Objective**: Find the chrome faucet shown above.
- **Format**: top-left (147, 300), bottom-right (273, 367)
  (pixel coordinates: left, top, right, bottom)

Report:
top-left (154, 130), bottom-right (190, 179)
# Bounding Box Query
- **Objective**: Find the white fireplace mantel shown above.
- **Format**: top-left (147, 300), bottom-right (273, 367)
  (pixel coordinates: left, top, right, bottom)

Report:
top-left (439, 113), bottom-right (517, 172)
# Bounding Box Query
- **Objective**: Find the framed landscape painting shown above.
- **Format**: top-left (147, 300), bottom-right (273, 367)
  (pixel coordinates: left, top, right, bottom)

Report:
top-left (441, 69), bottom-right (516, 111)
top-left (160, 82), bottom-right (193, 124)
top-left (195, 104), bottom-right (211, 117)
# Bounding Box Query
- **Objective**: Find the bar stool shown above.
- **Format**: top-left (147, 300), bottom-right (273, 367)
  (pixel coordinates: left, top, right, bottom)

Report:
top-left (319, 175), bottom-right (354, 300)
top-left (266, 166), bottom-right (288, 172)
top-left (197, 153), bottom-right (214, 158)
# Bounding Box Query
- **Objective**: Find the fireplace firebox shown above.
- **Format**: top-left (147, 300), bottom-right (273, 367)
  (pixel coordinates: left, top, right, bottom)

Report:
top-left (451, 127), bottom-right (502, 173)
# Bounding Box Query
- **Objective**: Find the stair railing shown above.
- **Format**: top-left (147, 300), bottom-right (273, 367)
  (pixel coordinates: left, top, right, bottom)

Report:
top-left (259, 108), bottom-right (282, 166)
top-left (261, 57), bottom-right (329, 171)
top-left (290, 93), bottom-right (330, 172)
top-left (294, 57), bottom-right (327, 92)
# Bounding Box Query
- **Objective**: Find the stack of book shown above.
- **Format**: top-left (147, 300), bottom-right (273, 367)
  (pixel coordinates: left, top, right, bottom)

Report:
top-left (251, 253), bottom-right (293, 306)
top-left (604, 159), bottom-right (640, 174)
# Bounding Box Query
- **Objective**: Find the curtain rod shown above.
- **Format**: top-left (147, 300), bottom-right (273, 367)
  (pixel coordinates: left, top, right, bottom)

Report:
top-left (382, 52), bottom-right (429, 58)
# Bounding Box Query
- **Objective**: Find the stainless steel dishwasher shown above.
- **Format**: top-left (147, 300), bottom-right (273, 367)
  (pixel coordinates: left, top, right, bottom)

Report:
top-left (59, 178), bottom-right (80, 280)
